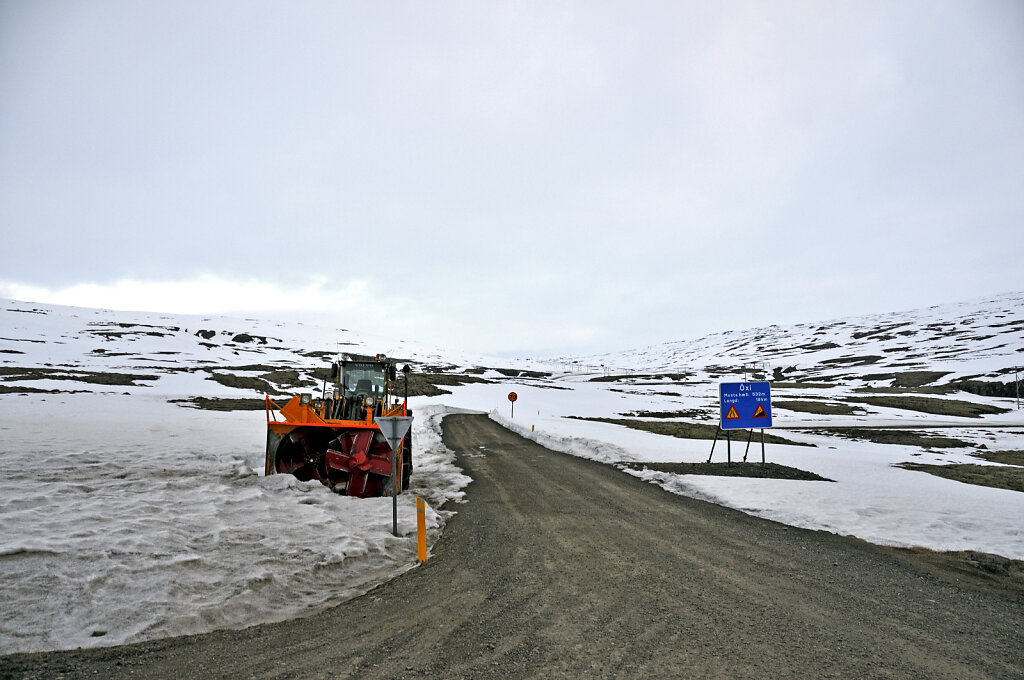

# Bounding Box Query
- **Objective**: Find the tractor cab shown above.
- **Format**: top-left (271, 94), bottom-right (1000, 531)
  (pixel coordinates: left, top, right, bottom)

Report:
top-left (330, 354), bottom-right (399, 421)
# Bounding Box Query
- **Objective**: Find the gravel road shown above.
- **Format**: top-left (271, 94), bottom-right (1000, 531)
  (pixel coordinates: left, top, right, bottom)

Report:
top-left (2, 413), bottom-right (1022, 679)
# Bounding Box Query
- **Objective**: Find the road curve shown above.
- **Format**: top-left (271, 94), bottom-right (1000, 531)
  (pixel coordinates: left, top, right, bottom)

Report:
top-left (2, 414), bottom-right (1022, 679)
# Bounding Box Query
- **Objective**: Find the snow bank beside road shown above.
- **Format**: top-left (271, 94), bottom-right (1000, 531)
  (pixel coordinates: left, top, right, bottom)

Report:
top-left (0, 396), bottom-right (468, 654)
top-left (490, 409), bottom-right (638, 464)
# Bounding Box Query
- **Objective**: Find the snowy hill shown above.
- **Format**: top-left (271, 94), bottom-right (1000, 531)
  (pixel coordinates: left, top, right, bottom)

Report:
top-left (586, 291), bottom-right (1023, 387)
top-left (0, 300), bottom-right (525, 396)
top-left (1, 294), bottom-right (1022, 654)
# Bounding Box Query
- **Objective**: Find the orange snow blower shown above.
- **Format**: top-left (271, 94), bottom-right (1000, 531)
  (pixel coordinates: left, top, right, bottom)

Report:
top-left (265, 354), bottom-right (411, 498)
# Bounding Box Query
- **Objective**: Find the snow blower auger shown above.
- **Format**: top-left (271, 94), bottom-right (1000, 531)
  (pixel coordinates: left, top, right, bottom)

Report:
top-left (265, 354), bottom-right (412, 498)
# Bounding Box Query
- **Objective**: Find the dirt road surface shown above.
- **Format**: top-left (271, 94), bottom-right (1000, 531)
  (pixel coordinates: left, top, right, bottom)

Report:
top-left (2, 414), bottom-right (1022, 679)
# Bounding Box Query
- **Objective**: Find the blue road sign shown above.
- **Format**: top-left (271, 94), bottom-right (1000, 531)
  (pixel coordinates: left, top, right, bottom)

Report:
top-left (719, 382), bottom-right (773, 430)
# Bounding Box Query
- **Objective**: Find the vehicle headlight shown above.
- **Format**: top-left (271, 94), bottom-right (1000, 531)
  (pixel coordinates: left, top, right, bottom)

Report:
top-left (364, 396), bottom-right (376, 408)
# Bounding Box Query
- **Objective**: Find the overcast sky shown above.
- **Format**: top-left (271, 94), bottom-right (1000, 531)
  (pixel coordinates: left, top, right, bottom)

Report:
top-left (1, 1), bottom-right (1022, 356)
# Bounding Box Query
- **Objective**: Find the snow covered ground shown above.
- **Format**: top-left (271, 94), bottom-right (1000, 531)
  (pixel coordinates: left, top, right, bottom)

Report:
top-left (0, 391), bottom-right (471, 653)
top-left (1, 293), bottom-right (1022, 653)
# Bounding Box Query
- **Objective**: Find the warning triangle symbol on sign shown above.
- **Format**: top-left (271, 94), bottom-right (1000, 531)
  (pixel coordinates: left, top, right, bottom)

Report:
top-left (752, 403), bottom-right (768, 418)
top-left (725, 405), bottom-right (740, 420)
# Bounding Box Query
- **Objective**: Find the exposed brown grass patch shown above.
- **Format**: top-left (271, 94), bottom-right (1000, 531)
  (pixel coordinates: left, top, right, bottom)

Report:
top-left (620, 461), bottom-right (832, 481)
top-left (568, 416), bottom-right (812, 446)
top-left (896, 462), bottom-right (1024, 493)
top-left (846, 395), bottom-right (1009, 418)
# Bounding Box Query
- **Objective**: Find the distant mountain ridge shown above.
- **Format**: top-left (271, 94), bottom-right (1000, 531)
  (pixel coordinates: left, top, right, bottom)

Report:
top-left (3, 293), bottom-right (1022, 398)
top-left (587, 292), bottom-right (1024, 393)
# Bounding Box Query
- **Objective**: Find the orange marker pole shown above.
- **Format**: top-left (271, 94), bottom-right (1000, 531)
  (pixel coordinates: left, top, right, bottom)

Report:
top-left (416, 496), bottom-right (427, 563)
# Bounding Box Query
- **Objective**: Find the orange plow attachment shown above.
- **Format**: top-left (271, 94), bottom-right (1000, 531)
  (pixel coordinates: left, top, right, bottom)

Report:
top-left (265, 396), bottom-right (411, 498)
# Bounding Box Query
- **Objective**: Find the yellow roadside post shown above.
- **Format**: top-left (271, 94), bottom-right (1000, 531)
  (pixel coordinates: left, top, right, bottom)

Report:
top-left (416, 496), bottom-right (427, 563)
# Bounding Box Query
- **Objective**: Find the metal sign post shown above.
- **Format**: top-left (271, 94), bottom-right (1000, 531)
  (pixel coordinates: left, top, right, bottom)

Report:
top-left (375, 416), bottom-right (413, 538)
top-left (706, 426), bottom-right (722, 463)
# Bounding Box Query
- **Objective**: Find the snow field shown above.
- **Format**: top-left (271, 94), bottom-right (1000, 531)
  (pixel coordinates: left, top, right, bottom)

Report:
top-left (1, 293), bottom-right (1022, 653)
top-left (0, 391), bottom-right (467, 654)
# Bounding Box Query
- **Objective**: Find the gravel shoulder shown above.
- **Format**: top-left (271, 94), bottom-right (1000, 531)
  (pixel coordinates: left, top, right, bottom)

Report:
top-left (2, 414), bottom-right (1022, 679)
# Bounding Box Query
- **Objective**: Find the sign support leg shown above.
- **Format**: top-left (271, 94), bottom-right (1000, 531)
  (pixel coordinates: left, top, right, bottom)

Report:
top-left (392, 456), bottom-right (398, 537)
top-left (727, 431), bottom-right (731, 467)
top-left (761, 429), bottom-right (765, 467)
top-left (742, 428), bottom-right (753, 462)
top-left (707, 425), bottom-right (721, 463)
